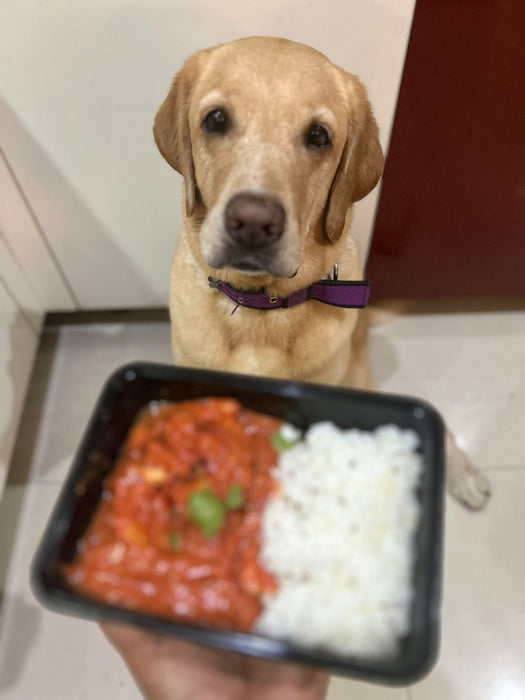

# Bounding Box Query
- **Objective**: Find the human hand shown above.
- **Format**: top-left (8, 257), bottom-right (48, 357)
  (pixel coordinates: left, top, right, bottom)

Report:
top-left (101, 622), bottom-right (329, 700)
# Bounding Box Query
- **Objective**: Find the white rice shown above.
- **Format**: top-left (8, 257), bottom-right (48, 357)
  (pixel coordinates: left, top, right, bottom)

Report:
top-left (255, 422), bottom-right (423, 658)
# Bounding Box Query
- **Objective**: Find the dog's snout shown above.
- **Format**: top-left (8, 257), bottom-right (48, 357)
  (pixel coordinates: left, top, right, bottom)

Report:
top-left (224, 193), bottom-right (285, 248)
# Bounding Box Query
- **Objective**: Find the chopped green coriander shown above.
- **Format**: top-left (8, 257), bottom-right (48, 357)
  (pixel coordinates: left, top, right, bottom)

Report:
top-left (271, 431), bottom-right (300, 452)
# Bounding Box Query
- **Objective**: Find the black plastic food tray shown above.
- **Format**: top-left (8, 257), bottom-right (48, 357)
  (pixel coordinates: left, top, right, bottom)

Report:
top-left (31, 362), bottom-right (445, 685)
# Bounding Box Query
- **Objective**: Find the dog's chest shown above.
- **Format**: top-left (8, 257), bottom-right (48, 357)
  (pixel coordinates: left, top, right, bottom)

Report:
top-left (171, 286), bottom-right (356, 383)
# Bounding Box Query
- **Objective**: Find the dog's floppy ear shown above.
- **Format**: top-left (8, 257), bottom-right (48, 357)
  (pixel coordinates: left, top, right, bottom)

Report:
top-left (153, 51), bottom-right (208, 216)
top-left (324, 72), bottom-right (384, 242)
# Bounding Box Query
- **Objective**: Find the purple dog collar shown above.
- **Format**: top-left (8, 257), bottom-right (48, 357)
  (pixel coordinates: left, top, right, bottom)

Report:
top-left (208, 276), bottom-right (370, 311)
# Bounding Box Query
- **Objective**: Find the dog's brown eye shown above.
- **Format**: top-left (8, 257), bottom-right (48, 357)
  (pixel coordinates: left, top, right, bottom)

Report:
top-left (305, 124), bottom-right (331, 149)
top-left (203, 109), bottom-right (230, 134)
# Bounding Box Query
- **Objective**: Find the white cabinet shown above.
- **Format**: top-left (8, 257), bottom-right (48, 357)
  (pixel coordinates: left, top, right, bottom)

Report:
top-left (0, 277), bottom-right (40, 495)
top-left (0, 150), bottom-right (75, 312)
top-left (0, 151), bottom-right (69, 495)
top-left (0, 239), bottom-right (43, 496)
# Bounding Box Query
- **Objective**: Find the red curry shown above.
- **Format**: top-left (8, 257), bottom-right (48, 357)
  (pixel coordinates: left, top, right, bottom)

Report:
top-left (65, 398), bottom-right (281, 631)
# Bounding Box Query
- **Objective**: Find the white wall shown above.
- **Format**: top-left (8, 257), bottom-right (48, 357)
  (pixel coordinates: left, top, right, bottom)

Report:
top-left (1, 0), bottom-right (416, 310)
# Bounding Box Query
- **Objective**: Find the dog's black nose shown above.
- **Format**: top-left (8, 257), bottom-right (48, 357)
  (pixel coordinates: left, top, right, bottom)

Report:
top-left (224, 193), bottom-right (285, 248)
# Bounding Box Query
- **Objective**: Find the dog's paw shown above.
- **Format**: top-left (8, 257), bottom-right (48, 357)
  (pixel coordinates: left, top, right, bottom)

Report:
top-left (446, 432), bottom-right (491, 510)
top-left (448, 464), bottom-right (491, 510)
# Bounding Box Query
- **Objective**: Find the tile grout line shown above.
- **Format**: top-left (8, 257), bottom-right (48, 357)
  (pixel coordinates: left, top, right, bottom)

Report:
top-left (481, 465), bottom-right (525, 472)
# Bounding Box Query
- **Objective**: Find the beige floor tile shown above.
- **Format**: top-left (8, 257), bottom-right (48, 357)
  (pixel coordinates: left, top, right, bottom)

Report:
top-left (370, 311), bottom-right (525, 468)
top-left (410, 469), bottom-right (525, 700)
top-left (0, 485), bottom-right (27, 595)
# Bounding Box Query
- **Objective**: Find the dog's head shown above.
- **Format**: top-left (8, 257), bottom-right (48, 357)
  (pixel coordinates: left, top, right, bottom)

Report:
top-left (154, 37), bottom-right (384, 280)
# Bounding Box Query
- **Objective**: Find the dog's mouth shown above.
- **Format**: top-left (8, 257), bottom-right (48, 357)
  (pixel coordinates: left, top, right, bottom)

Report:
top-left (231, 260), bottom-right (266, 274)
top-left (230, 262), bottom-right (298, 278)
top-left (213, 252), bottom-right (299, 279)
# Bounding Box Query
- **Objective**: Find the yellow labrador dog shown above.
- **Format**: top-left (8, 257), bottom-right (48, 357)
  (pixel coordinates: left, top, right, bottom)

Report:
top-left (154, 36), bottom-right (490, 509)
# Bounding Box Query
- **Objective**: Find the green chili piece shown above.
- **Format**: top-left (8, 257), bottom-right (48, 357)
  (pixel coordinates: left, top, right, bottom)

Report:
top-left (188, 489), bottom-right (226, 537)
top-left (169, 531), bottom-right (182, 551)
top-left (225, 484), bottom-right (243, 510)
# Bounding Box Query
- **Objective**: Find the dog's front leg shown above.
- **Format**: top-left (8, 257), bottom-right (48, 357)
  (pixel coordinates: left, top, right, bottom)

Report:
top-left (446, 432), bottom-right (491, 510)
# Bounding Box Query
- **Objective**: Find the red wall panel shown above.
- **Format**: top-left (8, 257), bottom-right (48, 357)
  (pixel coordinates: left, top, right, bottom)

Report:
top-left (367, 0), bottom-right (525, 300)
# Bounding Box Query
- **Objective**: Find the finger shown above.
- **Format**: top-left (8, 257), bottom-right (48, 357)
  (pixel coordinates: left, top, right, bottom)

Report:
top-left (247, 658), bottom-right (330, 699)
top-left (100, 621), bottom-right (146, 651)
